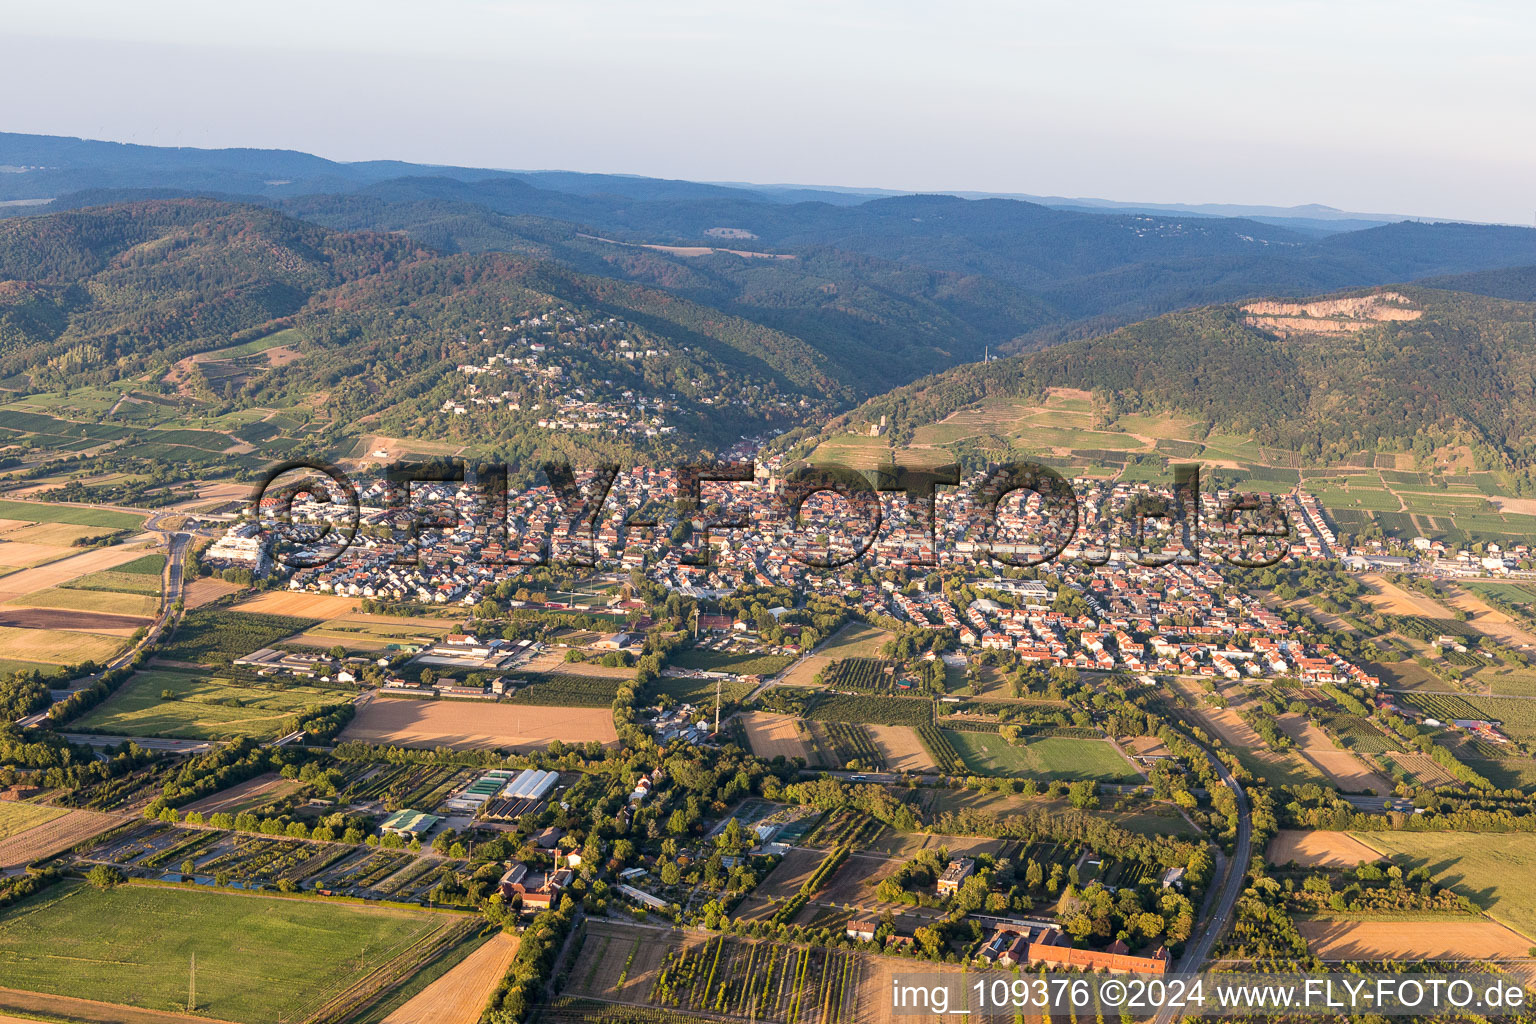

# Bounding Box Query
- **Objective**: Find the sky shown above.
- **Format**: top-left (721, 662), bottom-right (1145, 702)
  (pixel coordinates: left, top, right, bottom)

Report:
top-left (4, 0), bottom-right (1536, 223)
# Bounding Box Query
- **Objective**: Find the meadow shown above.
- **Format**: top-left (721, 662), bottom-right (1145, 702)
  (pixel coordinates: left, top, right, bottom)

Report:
top-left (0, 881), bottom-right (448, 1024)
top-left (669, 648), bottom-right (795, 676)
top-left (944, 730), bottom-right (1140, 781)
top-left (1352, 831), bottom-right (1536, 940)
top-left (0, 499), bottom-right (145, 530)
top-left (0, 802), bottom-right (65, 840)
top-left (72, 668), bottom-right (350, 739)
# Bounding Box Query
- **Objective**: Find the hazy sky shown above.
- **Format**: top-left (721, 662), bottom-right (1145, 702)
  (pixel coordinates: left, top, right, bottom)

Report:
top-left (5, 0), bottom-right (1536, 222)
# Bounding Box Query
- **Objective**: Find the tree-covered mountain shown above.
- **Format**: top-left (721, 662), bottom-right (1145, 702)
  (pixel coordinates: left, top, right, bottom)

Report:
top-left (815, 285), bottom-right (1536, 481)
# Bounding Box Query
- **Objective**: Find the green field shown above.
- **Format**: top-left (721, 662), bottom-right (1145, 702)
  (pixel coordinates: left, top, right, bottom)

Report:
top-left (156, 608), bottom-right (318, 665)
top-left (61, 568), bottom-right (164, 596)
top-left (669, 648), bottom-right (794, 676)
top-left (113, 553), bottom-right (167, 575)
top-left (72, 668), bottom-right (350, 739)
top-left (1352, 831), bottom-right (1536, 939)
top-left (0, 802), bottom-right (65, 839)
top-left (0, 882), bottom-right (446, 1023)
top-left (0, 500), bottom-right (145, 530)
top-left (944, 731), bottom-right (1140, 781)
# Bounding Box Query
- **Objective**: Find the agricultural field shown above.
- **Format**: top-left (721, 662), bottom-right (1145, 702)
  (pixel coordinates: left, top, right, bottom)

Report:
top-left (507, 672), bottom-right (624, 707)
top-left (817, 721), bottom-right (885, 769)
top-left (944, 730), bottom-right (1140, 781)
top-left (341, 695), bottom-right (618, 751)
top-left (0, 625), bottom-right (127, 664)
top-left (181, 773), bottom-right (303, 817)
top-left (1351, 831), bottom-right (1536, 939)
top-left (670, 647), bottom-right (795, 676)
top-left (72, 668), bottom-right (351, 740)
top-left (379, 931), bottom-right (519, 1024)
top-left (1299, 919), bottom-right (1532, 962)
top-left (820, 657), bottom-right (902, 692)
top-left (60, 567), bottom-right (165, 596)
top-left (0, 802), bottom-right (65, 840)
top-left (742, 712), bottom-right (813, 763)
top-left (808, 693), bottom-right (932, 726)
top-left (0, 881), bottom-right (452, 1024)
top-left (7, 586), bottom-right (159, 617)
top-left (866, 725), bottom-right (934, 773)
top-left (1276, 715), bottom-right (1392, 794)
top-left (0, 543), bottom-right (158, 600)
top-left (0, 500), bottom-right (145, 529)
top-left (564, 922), bottom-right (864, 1024)
top-left (154, 608), bottom-right (319, 665)
top-left (817, 623), bottom-right (894, 658)
top-left (233, 590), bottom-right (366, 617)
top-left (1266, 829), bottom-right (1382, 869)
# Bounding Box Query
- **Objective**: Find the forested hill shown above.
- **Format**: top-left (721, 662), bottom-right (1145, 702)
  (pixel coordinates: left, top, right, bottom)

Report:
top-left (0, 198), bottom-right (870, 467)
top-left (818, 286), bottom-right (1536, 474)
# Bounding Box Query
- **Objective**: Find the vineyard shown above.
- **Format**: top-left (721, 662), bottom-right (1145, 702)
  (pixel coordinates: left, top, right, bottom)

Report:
top-left (507, 673), bottom-right (625, 706)
top-left (819, 723), bottom-right (884, 769)
top-left (627, 932), bottom-right (862, 1024)
top-left (820, 658), bottom-right (900, 693)
top-left (916, 723), bottom-right (963, 773)
top-left (808, 694), bottom-right (932, 726)
top-left (1403, 693), bottom-right (1488, 722)
top-left (1320, 714), bottom-right (1401, 753)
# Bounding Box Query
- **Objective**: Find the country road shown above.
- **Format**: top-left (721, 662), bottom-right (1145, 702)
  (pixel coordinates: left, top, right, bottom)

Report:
top-left (1155, 742), bottom-right (1252, 1024)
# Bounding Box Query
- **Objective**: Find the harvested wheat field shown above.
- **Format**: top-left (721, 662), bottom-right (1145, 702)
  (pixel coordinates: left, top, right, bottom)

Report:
top-left (7, 587), bottom-right (159, 617)
top-left (1266, 830), bottom-right (1382, 868)
top-left (182, 577), bottom-right (246, 609)
top-left (383, 931), bottom-right (519, 1024)
top-left (868, 724), bottom-right (934, 772)
top-left (0, 542), bottom-right (154, 601)
top-left (742, 712), bottom-right (811, 762)
top-left (341, 697), bottom-right (617, 752)
top-left (1277, 713), bottom-right (1392, 794)
top-left (1387, 750), bottom-right (1460, 786)
top-left (1300, 919), bottom-right (1532, 962)
top-left (0, 809), bottom-right (127, 869)
top-left (233, 591), bottom-right (364, 617)
top-left (0, 627), bottom-right (126, 664)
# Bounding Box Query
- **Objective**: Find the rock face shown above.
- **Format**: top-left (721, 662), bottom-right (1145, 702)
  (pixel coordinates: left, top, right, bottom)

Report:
top-left (1242, 291), bottom-right (1423, 336)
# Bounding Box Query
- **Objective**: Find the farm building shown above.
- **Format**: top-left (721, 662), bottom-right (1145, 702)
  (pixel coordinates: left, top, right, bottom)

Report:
top-left (444, 769), bottom-right (520, 812)
top-left (481, 769), bottom-right (562, 822)
top-left (379, 808), bottom-right (440, 837)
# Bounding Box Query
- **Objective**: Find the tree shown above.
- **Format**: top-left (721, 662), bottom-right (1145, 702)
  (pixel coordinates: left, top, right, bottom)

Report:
top-left (86, 864), bottom-right (125, 889)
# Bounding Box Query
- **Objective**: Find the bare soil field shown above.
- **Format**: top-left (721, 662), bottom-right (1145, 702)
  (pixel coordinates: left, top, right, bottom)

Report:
top-left (779, 653), bottom-right (831, 688)
top-left (754, 847), bottom-right (827, 899)
top-left (565, 920), bottom-right (687, 1003)
top-left (1125, 735), bottom-right (1173, 757)
top-left (1359, 573), bottom-right (1453, 616)
top-left (383, 931), bottom-right (519, 1024)
top-left (818, 852), bottom-right (902, 909)
top-left (1266, 829), bottom-right (1382, 868)
top-left (743, 711), bottom-right (812, 762)
top-left (182, 577), bottom-right (245, 609)
top-left (852, 956), bottom-right (970, 1024)
top-left (1170, 679), bottom-right (1321, 786)
top-left (1276, 713), bottom-right (1392, 794)
top-left (1441, 583), bottom-right (1536, 647)
top-left (233, 591), bottom-right (365, 617)
top-left (340, 697), bottom-right (617, 752)
top-left (867, 725), bottom-right (934, 772)
top-left (1387, 750), bottom-right (1461, 786)
top-left (182, 773), bottom-right (302, 816)
top-left (0, 988), bottom-right (237, 1024)
top-left (861, 831), bottom-right (1008, 859)
top-left (0, 809), bottom-right (127, 869)
top-left (0, 606), bottom-right (148, 632)
top-left (0, 542), bottom-right (154, 600)
top-left (1299, 919), bottom-right (1532, 962)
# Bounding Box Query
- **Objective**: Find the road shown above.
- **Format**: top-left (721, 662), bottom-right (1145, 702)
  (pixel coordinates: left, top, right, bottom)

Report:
top-left (14, 523), bottom-right (192, 729)
top-left (1155, 743), bottom-right (1252, 1024)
